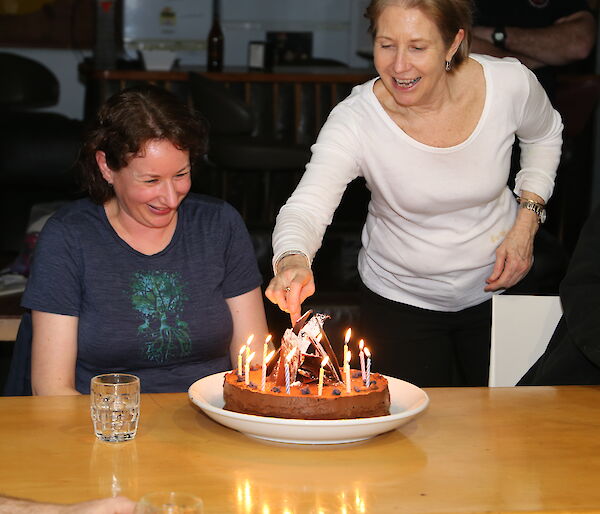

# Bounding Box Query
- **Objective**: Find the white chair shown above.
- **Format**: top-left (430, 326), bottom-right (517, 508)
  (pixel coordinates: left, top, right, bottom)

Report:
top-left (489, 295), bottom-right (563, 387)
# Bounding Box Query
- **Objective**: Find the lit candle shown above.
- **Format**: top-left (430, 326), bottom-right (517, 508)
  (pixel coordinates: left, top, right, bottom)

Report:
top-left (262, 350), bottom-right (275, 391)
top-left (245, 352), bottom-right (255, 385)
top-left (364, 347), bottom-right (371, 387)
top-left (344, 328), bottom-right (351, 364)
top-left (245, 334), bottom-right (254, 362)
top-left (318, 355), bottom-right (329, 396)
top-left (285, 348), bottom-right (295, 395)
top-left (263, 334), bottom-right (272, 365)
top-left (359, 339), bottom-right (366, 382)
top-left (345, 350), bottom-right (352, 393)
top-left (238, 344), bottom-right (246, 376)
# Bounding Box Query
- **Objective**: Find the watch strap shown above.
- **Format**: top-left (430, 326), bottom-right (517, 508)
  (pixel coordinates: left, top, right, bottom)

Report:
top-left (517, 197), bottom-right (546, 224)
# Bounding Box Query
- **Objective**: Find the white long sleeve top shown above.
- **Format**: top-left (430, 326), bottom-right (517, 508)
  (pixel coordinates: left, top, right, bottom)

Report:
top-left (272, 54), bottom-right (563, 312)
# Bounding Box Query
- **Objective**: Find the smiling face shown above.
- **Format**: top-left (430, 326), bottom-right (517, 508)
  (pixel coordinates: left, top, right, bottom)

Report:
top-left (96, 139), bottom-right (191, 231)
top-left (373, 5), bottom-right (463, 110)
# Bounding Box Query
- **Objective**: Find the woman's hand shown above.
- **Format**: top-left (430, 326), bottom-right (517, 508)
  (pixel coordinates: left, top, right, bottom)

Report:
top-left (485, 202), bottom-right (540, 292)
top-left (0, 495), bottom-right (136, 514)
top-left (265, 254), bottom-right (315, 325)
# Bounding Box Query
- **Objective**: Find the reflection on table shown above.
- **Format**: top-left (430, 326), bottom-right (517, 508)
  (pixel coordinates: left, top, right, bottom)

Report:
top-left (1, 386), bottom-right (600, 513)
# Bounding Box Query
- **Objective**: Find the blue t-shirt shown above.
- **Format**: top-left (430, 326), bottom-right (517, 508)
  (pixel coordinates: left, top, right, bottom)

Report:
top-left (22, 194), bottom-right (262, 393)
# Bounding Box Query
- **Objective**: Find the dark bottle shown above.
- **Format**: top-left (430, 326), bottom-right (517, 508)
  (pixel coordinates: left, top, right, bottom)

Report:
top-left (207, 0), bottom-right (224, 71)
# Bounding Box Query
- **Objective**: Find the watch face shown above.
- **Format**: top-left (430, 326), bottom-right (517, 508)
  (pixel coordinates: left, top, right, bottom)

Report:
top-left (493, 31), bottom-right (505, 44)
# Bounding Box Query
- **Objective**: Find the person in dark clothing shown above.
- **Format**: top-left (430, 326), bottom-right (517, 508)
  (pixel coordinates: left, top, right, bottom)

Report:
top-left (519, 204), bottom-right (600, 385)
top-left (21, 85), bottom-right (268, 396)
top-left (471, 0), bottom-right (596, 98)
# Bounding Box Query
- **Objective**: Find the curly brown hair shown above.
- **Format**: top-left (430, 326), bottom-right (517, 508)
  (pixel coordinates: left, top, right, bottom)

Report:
top-left (79, 85), bottom-right (208, 204)
top-left (364, 0), bottom-right (473, 70)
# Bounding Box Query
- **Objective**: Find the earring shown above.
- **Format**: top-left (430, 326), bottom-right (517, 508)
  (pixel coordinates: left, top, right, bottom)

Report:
top-left (445, 60), bottom-right (451, 72)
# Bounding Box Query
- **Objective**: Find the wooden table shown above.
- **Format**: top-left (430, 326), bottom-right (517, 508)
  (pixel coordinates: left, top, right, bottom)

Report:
top-left (1, 387), bottom-right (600, 513)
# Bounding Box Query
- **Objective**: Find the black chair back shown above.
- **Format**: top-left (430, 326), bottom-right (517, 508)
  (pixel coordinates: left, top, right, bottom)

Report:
top-left (189, 73), bottom-right (254, 136)
top-left (0, 52), bottom-right (59, 109)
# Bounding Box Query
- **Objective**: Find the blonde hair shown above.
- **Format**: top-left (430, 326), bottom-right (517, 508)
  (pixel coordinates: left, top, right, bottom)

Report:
top-left (365, 0), bottom-right (473, 69)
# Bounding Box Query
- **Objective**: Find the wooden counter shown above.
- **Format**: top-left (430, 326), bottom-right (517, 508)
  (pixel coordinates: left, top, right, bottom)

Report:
top-left (83, 66), bottom-right (375, 84)
top-left (2, 386), bottom-right (600, 512)
top-left (79, 65), bottom-right (376, 144)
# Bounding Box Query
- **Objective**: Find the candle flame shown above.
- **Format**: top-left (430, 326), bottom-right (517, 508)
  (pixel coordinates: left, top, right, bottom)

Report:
top-left (265, 334), bottom-right (272, 344)
top-left (247, 352), bottom-right (255, 364)
top-left (364, 347), bottom-right (371, 358)
top-left (239, 344), bottom-right (246, 356)
top-left (265, 350), bottom-right (276, 364)
top-left (344, 328), bottom-right (352, 344)
top-left (321, 355), bottom-right (329, 368)
top-left (286, 348), bottom-right (296, 362)
top-left (315, 333), bottom-right (323, 343)
top-left (246, 334), bottom-right (254, 346)
top-left (346, 350), bottom-right (352, 363)
top-left (359, 339), bottom-right (364, 350)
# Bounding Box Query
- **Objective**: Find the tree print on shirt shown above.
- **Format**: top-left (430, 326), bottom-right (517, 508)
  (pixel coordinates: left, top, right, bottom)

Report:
top-left (130, 271), bottom-right (191, 363)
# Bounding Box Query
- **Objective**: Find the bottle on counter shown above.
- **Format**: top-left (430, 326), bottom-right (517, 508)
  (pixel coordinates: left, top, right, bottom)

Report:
top-left (207, 0), bottom-right (224, 71)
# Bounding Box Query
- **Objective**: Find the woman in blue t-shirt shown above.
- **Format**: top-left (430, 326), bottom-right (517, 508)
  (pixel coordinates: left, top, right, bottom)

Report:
top-left (25, 85), bottom-right (269, 394)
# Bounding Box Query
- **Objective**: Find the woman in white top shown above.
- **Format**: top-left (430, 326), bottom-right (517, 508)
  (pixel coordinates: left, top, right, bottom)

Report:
top-left (266, 0), bottom-right (562, 386)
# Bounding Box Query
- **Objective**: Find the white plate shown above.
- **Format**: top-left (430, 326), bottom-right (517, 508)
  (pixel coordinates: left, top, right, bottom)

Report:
top-left (188, 372), bottom-right (429, 445)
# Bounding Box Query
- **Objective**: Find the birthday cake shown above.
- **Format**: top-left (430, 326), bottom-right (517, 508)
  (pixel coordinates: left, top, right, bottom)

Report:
top-left (223, 311), bottom-right (390, 420)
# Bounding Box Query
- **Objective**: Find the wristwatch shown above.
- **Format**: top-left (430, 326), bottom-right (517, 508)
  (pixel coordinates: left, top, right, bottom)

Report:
top-left (518, 197), bottom-right (546, 224)
top-left (491, 27), bottom-right (507, 49)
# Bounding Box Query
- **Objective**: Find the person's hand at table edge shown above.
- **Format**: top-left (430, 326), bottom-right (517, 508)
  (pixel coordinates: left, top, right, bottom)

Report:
top-left (0, 494), bottom-right (136, 514)
top-left (265, 254), bottom-right (315, 325)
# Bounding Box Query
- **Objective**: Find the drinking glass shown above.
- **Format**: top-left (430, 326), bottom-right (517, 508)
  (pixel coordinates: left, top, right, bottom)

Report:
top-left (135, 492), bottom-right (204, 513)
top-left (90, 373), bottom-right (140, 442)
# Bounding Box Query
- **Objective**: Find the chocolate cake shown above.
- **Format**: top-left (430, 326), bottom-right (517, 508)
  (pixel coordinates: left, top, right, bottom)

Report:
top-left (223, 311), bottom-right (391, 420)
top-left (223, 368), bottom-right (390, 419)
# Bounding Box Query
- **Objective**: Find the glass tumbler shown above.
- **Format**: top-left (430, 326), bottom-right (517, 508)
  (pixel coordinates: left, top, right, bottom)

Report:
top-left (90, 373), bottom-right (140, 442)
